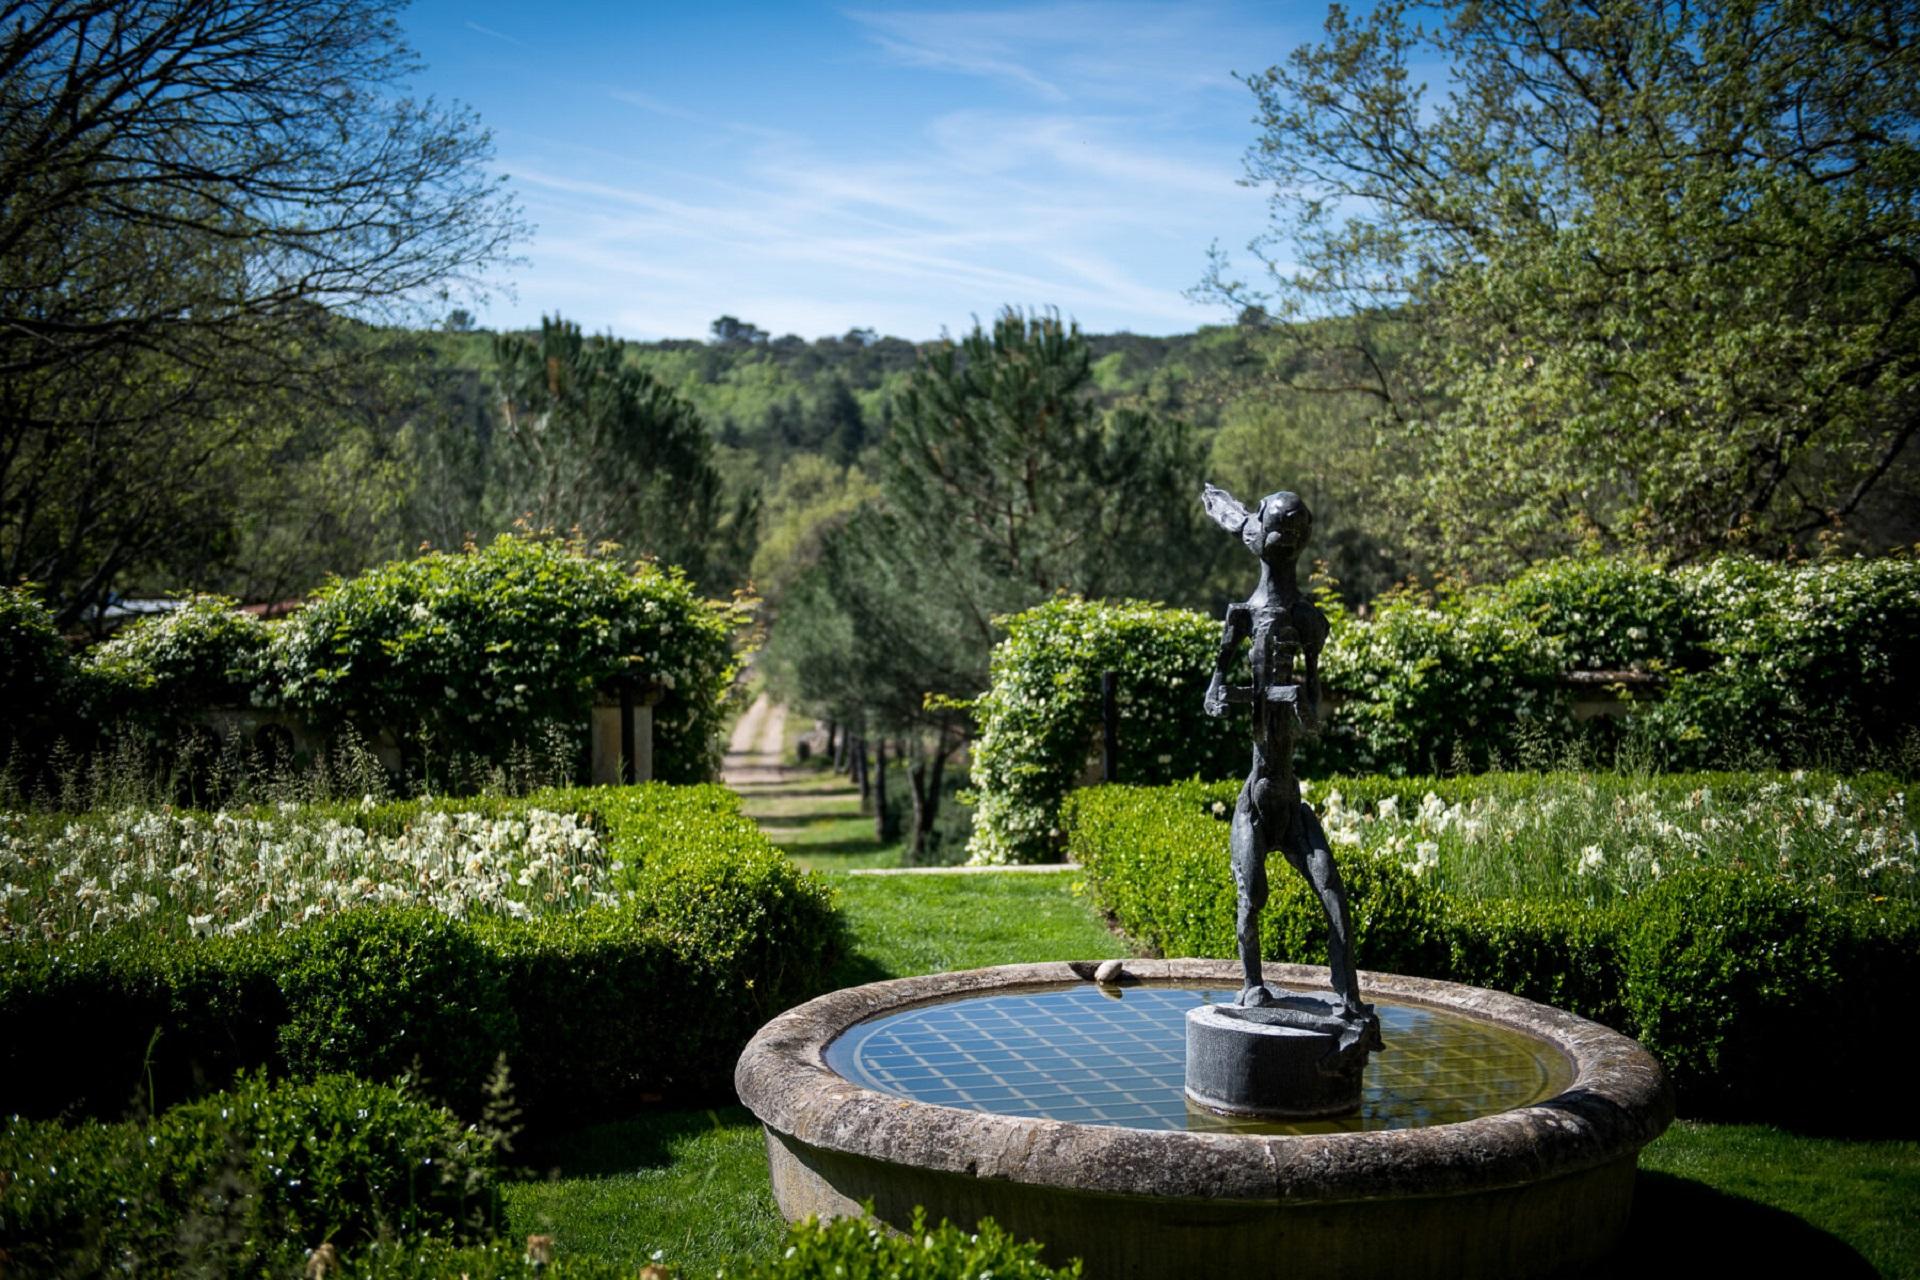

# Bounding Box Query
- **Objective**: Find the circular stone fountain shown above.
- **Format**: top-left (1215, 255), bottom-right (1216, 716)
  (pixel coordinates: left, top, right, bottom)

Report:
top-left (735, 959), bottom-right (1672, 1280)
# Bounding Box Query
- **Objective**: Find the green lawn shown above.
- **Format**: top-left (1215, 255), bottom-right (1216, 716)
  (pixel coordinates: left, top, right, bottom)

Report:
top-left (504, 1108), bottom-right (782, 1276)
top-left (824, 869), bottom-right (1129, 985)
top-left (1626, 1121), bottom-right (1919, 1279)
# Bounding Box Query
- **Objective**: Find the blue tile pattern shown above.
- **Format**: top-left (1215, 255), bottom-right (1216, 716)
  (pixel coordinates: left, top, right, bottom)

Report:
top-left (824, 985), bottom-right (1573, 1136)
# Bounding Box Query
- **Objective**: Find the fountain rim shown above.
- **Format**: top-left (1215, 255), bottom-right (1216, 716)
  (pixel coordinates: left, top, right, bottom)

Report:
top-left (734, 959), bottom-right (1674, 1206)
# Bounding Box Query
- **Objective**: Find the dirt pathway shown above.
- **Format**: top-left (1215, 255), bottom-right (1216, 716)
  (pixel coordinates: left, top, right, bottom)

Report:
top-left (722, 692), bottom-right (788, 793)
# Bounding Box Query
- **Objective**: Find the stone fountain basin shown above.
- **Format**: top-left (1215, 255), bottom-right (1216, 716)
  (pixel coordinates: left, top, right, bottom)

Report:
top-left (735, 959), bottom-right (1673, 1280)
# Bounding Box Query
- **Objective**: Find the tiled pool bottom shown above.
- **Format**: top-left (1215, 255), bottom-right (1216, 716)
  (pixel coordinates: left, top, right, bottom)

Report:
top-left (824, 984), bottom-right (1575, 1136)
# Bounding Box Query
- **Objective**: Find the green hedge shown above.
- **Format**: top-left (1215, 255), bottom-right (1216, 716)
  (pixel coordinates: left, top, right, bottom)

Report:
top-left (80, 594), bottom-right (271, 728)
top-left (267, 1210), bottom-right (1082, 1279)
top-left (0, 1073), bottom-right (499, 1278)
top-left (269, 532), bottom-right (752, 783)
top-left (1064, 779), bottom-right (1920, 1121)
top-left (965, 598), bottom-right (1241, 864)
top-left (967, 556), bottom-right (1920, 863)
top-left (0, 786), bottom-right (840, 1125)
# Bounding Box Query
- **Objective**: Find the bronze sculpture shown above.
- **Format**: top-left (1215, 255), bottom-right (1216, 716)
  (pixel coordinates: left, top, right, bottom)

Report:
top-left (1201, 484), bottom-right (1373, 1028)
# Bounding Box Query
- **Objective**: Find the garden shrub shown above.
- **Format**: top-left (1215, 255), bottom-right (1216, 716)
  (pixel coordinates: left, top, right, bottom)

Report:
top-left (1622, 869), bottom-right (1851, 1116)
top-left (269, 531), bottom-right (751, 783)
top-left (0, 788), bottom-right (839, 1126)
top-left (965, 598), bottom-right (1241, 865)
top-left (1652, 556), bottom-right (1920, 769)
top-left (0, 1073), bottom-right (497, 1278)
top-left (1499, 555), bottom-right (1703, 673)
top-left (344, 1210), bottom-right (1080, 1279)
top-left (1313, 586), bottom-right (1568, 776)
top-left (1443, 897), bottom-right (1630, 1029)
top-left (744, 1209), bottom-right (1080, 1279)
top-left (277, 909), bottom-right (518, 1114)
top-left (80, 594), bottom-right (270, 725)
top-left (1061, 781), bottom-right (1445, 977)
top-left (970, 557), bottom-right (1918, 863)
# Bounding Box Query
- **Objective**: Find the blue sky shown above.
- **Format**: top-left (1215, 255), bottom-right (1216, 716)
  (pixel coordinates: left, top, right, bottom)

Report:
top-left (398, 1), bottom-right (1336, 341)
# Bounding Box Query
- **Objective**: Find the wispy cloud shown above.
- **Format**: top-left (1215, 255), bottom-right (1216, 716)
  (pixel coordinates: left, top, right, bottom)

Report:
top-left (435, 2), bottom-right (1306, 338)
top-left (842, 2), bottom-right (1279, 105)
top-left (608, 89), bottom-right (700, 122)
top-left (463, 21), bottom-right (530, 50)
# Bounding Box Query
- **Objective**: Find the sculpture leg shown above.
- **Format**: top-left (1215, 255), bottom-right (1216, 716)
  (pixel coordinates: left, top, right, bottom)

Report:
top-left (1295, 803), bottom-right (1367, 1016)
top-left (1230, 788), bottom-right (1270, 1005)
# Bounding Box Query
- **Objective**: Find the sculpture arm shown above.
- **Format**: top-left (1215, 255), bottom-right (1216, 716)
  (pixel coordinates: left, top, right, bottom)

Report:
top-left (1204, 605), bottom-right (1251, 718)
top-left (1298, 608), bottom-right (1328, 737)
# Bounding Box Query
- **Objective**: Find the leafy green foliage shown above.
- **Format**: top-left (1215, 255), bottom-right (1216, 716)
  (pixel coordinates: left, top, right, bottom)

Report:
top-left (1215, 0), bottom-right (1920, 570)
top-left (0, 586), bottom-right (71, 753)
top-left (1497, 557), bottom-right (1703, 675)
top-left (80, 595), bottom-right (270, 724)
top-left (0, 1074), bottom-right (498, 1277)
top-left (0, 2), bottom-right (520, 626)
top-left (270, 532), bottom-right (749, 782)
top-left (322, 1211), bottom-right (1080, 1279)
top-left (1648, 556), bottom-right (1920, 767)
top-left (1061, 781), bottom-right (1444, 975)
top-left (1623, 870), bottom-right (1847, 1116)
top-left (277, 909), bottom-right (517, 1114)
top-left (884, 311), bottom-right (1211, 605)
top-left (490, 317), bottom-right (755, 588)
top-left (966, 598), bottom-right (1240, 865)
top-left (1315, 585), bottom-right (1567, 775)
top-left (969, 558), bottom-right (1920, 841)
top-left (746, 1210), bottom-right (1080, 1280)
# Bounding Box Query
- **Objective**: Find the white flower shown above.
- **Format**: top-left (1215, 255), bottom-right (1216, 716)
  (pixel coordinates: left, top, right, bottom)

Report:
top-left (1577, 845), bottom-right (1606, 875)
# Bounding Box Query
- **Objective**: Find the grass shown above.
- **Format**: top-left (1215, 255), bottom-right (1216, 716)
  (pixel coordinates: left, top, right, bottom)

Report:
top-left (1629, 1121), bottom-right (1920, 1279)
top-left (503, 1107), bottom-right (781, 1276)
top-left (824, 870), bottom-right (1130, 985)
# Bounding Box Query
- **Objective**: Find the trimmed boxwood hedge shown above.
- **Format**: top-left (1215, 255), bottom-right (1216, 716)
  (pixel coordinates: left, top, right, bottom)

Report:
top-left (1064, 780), bottom-right (1920, 1122)
top-left (0, 786), bottom-right (840, 1126)
top-left (0, 1073), bottom-right (499, 1278)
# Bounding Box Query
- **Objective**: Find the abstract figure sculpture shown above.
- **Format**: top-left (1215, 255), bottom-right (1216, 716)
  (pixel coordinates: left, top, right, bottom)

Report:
top-left (1184, 484), bottom-right (1381, 1116)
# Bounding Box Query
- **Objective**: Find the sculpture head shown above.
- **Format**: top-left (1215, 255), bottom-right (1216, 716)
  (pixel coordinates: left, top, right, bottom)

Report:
top-left (1201, 484), bottom-right (1312, 566)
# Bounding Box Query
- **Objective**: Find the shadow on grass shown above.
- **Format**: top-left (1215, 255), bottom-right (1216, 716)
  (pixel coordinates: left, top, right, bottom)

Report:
top-left (1581, 1171), bottom-right (1875, 1277)
top-left (518, 1105), bottom-right (762, 1180)
top-left (730, 785), bottom-right (857, 802)
top-left (781, 834), bottom-right (894, 857)
top-left (825, 947), bottom-right (895, 991)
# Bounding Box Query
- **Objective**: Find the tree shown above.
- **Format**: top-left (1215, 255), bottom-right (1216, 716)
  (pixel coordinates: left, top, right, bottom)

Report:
top-left (0, 0), bottom-right (521, 621)
top-left (882, 310), bottom-right (1217, 619)
top-left (1208, 0), bottom-right (1920, 572)
top-left (768, 310), bottom-right (1218, 857)
top-left (491, 317), bottom-right (756, 587)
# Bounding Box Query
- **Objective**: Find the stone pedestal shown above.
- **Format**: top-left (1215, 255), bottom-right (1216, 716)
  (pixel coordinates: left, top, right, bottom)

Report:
top-left (1184, 990), bottom-right (1375, 1118)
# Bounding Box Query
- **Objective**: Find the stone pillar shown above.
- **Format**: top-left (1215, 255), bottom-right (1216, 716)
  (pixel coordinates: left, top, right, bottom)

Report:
top-left (591, 692), bottom-right (656, 786)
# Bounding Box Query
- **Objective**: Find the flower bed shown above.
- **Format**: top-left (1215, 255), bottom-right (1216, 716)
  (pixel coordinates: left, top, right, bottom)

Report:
top-left (0, 786), bottom-right (840, 1125)
top-left (1064, 771), bottom-right (1919, 1120)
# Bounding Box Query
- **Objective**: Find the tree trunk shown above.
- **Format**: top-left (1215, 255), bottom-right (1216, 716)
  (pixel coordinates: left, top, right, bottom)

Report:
top-left (873, 737), bottom-right (890, 841)
top-left (907, 734), bottom-right (950, 863)
top-left (854, 736), bottom-right (871, 812)
top-left (825, 721), bottom-right (839, 764)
